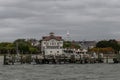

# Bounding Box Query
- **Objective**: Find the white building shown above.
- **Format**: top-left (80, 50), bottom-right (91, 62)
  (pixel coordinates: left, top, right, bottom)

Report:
top-left (41, 32), bottom-right (63, 55)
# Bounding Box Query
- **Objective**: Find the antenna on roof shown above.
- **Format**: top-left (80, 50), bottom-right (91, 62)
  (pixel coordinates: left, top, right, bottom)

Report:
top-left (66, 31), bottom-right (71, 41)
top-left (67, 31), bottom-right (70, 36)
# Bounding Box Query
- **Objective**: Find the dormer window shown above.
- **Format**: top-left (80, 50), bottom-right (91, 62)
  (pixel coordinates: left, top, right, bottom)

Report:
top-left (52, 43), bottom-right (54, 45)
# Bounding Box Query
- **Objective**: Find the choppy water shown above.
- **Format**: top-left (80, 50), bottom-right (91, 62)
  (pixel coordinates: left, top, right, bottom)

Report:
top-left (0, 63), bottom-right (120, 80)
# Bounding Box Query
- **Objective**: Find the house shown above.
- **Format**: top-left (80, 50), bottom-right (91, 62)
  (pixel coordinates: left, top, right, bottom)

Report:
top-left (41, 32), bottom-right (63, 55)
top-left (79, 41), bottom-right (96, 49)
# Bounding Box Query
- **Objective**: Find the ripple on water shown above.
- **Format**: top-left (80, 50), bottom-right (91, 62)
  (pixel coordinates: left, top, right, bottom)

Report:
top-left (0, 64), bottom-right (120, 80)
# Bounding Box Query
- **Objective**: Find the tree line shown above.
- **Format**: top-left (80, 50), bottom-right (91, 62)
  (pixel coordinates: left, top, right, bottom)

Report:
top-left (90, 39), bottom-right (120, 54)
top-left (0, 39), bottom-right (39, 54)
top-left (0, 39), bottom-right (119, 54)
top-left (0, 39), bottom-right (81, 54)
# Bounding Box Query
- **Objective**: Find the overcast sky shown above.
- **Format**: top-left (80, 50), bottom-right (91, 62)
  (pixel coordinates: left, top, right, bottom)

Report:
top-left (0, 0), bottom-right (120, 42)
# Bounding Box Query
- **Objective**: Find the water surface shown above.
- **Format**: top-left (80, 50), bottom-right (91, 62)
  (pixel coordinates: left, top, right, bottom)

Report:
top-left (0, 63), bottom-right (120, 80)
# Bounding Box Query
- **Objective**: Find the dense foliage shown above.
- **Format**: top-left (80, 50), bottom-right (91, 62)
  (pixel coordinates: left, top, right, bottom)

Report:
top-left (63, 41), bottom-right (80, 49)
top-left (0, 42), bottom-right (15, 54)
top-left (89, 47), bottom-right (114, 54)
top-left (96, 39), bottom-right (120, 53)
top-left (0, 39), bottom-right (39, 54)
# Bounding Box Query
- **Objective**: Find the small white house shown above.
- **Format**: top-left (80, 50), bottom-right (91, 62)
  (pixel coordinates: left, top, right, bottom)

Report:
top-left (41, 32), bottom-right (63, 55)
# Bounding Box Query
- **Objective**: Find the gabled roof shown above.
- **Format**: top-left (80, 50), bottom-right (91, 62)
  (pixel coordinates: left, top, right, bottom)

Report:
top-left (42, 32), bottom-right (63, 41)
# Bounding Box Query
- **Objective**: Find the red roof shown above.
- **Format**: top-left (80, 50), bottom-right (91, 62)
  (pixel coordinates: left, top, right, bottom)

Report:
top-left (42, 35), bottom-right (62, 41)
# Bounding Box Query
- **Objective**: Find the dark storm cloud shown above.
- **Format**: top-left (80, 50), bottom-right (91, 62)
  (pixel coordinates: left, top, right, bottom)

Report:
top-left (0, 0), bottom-right (120, 42)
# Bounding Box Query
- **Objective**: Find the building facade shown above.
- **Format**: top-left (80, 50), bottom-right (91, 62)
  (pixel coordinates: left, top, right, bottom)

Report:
top-left (41, 32), bottom-right (63, 55)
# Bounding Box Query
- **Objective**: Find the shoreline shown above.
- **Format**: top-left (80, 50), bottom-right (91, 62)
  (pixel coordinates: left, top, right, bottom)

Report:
top-left (2, 54), bottom-right (115, 65)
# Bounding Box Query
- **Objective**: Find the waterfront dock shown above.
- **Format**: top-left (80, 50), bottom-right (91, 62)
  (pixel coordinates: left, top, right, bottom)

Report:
top-left (3, 53), bottom-right (114, 65)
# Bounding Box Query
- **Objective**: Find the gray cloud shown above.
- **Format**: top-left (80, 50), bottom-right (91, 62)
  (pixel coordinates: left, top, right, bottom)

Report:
top-left (0, 0), bottom-right (120, 42)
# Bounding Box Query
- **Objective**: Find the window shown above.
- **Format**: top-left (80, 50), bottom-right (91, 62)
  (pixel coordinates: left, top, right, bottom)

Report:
top-left (50, 43), bottom-right (52, 46)
top-left (57, 51), bottom-right (59, 53)
top-left (44, 42), bottom-right (46, 44)
top-left (52, 43), bottom-right (54, 45)
top-left (57, 43), bottom-right (59, 46)
top-left (60, 42), bottom-right (62, 44)
top-left (50, 51), bottom-right (52, 53)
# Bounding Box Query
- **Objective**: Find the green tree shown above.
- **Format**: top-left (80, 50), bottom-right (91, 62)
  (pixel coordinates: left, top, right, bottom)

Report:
top-left (14, 39), bottom-right (39, 54)
top-left (96, 39), bottom-right (120, 53)
top-left (0, 42), bottom-right (15, 54)
top-left (63, 41), bottom-right (80, 49)
top-left (96, 40), bottom-right (109, 48)
top-left (14, 39), bottom-right (31, 54)
top-left (29, 47), bottom-right (38, 54)
top-left (63, 41), bottom-right (72, 48)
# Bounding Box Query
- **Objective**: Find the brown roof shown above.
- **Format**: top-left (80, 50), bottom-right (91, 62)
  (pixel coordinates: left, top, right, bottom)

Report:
top-left (42, 35), bottom-right (63, 41)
